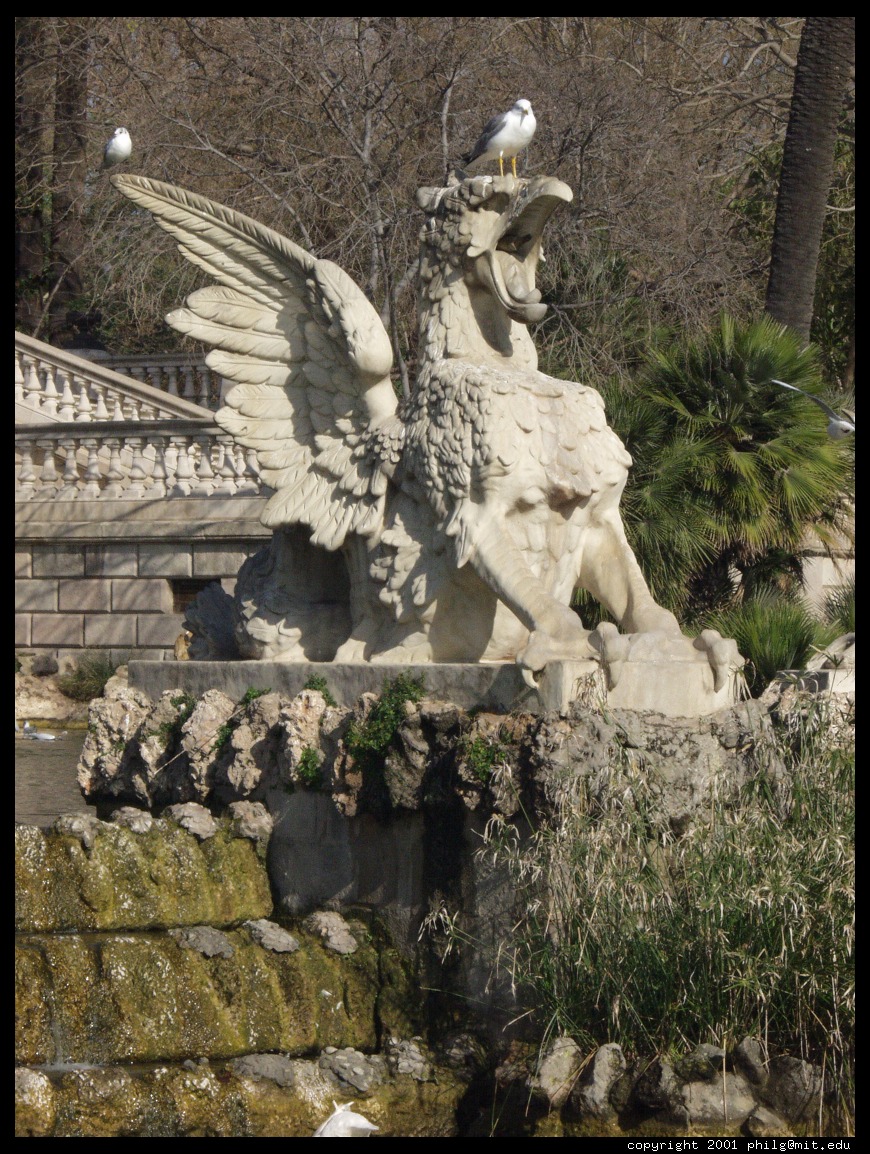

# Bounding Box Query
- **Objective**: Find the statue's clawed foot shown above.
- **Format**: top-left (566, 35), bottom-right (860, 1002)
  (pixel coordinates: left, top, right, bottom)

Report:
top-left (693, 629), bottom-right (745, 693)
top-left (517, 617), bottom-right (596, 676)
top-left (589, 621), bottom-right (632, 689)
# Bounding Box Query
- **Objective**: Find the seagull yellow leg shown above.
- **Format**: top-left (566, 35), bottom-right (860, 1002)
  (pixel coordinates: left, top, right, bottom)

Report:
top-left (511, 156), bottom-right (518, 177)
top-left (498, 154), bottom-right (504, 177)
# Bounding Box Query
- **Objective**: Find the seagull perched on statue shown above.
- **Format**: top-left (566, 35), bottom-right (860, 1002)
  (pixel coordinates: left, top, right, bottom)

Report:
top-left (103, 127), bottom-right (132, 170)
top-left (461, 99), bottom-right (537, 177)
top-left (771, 379), bottom-right (855, 440)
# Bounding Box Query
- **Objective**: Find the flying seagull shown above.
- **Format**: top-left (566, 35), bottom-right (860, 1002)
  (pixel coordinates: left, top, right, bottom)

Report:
top-left (771, 379), bottom-right (855, 440)
top-left (103, 127), bottom-right (132, 170)
top-left (461, 99), bottom-right (537, 177)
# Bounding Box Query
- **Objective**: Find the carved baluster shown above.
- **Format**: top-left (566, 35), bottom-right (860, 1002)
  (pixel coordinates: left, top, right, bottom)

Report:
top-left (148, 434), bottom-right (168, 498)
top-left (15, 351), bottom-right (25, 406)
top-left (109, 393), bottom-right (125, 421)
top-left (101, 437), bottom-right (127, 499)
top-left (56, 368), bottom-right (77, 421)
top-left (129, 365), bottom-right (147, 383)
top-left (80, 438), bottom-right (103, 498)
top-left (92, 385), bottom-right (110, 420)
top-left (124, 437), bottom-right (151, 499)
top-left (124, 397), bottom-right (141, 421)
top-left (74, 376), bottom-right (93, 422)
top-left (181, 365), bottom-right (197, 403)
top-left (169, 435), bottom-right (194, 496)
top-left (140, 403), bottom-right (157, 420)
top-left (16, 438), bottom-right (37, 500)
top-left (57, 437), bottom-right (83, 499)
top-left (35, 437), bottom-right (61, 497)
top-left (23, 357), bottom-right (43, 414)
top-left (210, 439), bottom-right (238, 494)
top-left (193, 435), bottom-right (216, 495)
top-left (233, 445), bottom-right (260, 495)
top-left (165, 366), bottom-right (179, 397)
top-left (41, 363), bottom-right (60, 419)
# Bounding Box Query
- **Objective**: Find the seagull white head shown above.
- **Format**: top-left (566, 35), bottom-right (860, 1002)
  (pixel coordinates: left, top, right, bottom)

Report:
top-left (771, 379), bottom-right (855, 440)
top-left (103, 127), bottom-right (132, 170)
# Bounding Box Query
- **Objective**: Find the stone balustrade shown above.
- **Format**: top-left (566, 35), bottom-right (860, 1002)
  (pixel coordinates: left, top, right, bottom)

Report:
top-left (73, 350), bottom-right (224, 411)
top-left (15, 333), bottom-right (212, 425)
top-left (15, 420), bottom-right (265, 502)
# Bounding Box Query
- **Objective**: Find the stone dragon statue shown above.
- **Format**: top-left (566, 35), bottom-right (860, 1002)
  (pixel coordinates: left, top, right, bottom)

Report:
top-left (113, 172), bottom-right (741, 695)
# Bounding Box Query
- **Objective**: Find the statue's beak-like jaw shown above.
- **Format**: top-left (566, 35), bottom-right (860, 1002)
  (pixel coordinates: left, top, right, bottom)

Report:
top-left (470, 177), bottom-right (573, 324)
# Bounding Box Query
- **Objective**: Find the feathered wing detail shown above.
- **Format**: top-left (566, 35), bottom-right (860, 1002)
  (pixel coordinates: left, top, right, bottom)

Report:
top-left (111, 175), bottom-right (398, 549)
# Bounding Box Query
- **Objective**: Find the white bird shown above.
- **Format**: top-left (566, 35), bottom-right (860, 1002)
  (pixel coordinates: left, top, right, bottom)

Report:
top-left (461, 99), bottom-right (537, 178)
top-left (771, 379), bottom-right (855, 440)
top-left (29, 730), bottom-right (67, 742)
top-left (103, 127), bottom-right (132, 170)
top-left (313, 1101), bottom-right (379, 1137)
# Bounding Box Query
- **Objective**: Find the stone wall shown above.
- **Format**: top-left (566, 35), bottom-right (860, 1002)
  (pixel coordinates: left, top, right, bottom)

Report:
top-left (15, 498), bottom-right (270, 667)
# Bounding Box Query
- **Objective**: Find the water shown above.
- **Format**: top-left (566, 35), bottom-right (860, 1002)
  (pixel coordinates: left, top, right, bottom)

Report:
top-left (15, 731), bottom-right (92, 827)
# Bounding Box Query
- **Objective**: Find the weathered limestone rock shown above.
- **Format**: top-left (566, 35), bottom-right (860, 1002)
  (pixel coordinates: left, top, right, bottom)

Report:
top-left (304, 910), bottom-right (359, 955)
top-left (385, 1037), bottom-right (433, 1083)
top-left (569, 1042), bottom-right (626, 1120)
top-left (320, 1047), bottom-right (386, 1094)
top-left (528, 1035), bottom-right (584, 1109)
top-left (178, 687), bottom-right (237, 798)
top-left (763, 1056), bottom-right (823, 1123)
top-left (230, 1053), bottom-right (296, 1088)
top-left (743, 1104), bottom-right (793, 1138)
top-left (244, 918), bottom-right (299, 953)
top-left (681, 1070), bottom-right (756, 1126)
top-left (169, 925), bottom-right (236, 958)
top-left (15, 672), bottom-right (89, 725)
top-left (734, 1036), bottom-right (768, 1088)
top-left (676, 1043), bottom-right (727, 1082)
top-left (14, 1067), bottom-right (56, 1137)
top-left (164, 801), bottom-right (219, 839)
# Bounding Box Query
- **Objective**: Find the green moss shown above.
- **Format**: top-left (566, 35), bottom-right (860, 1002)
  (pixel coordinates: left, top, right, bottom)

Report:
top-left (462, 734), bottom-right (507, 784)
top-left (296, 747), bottom-right (322, 788)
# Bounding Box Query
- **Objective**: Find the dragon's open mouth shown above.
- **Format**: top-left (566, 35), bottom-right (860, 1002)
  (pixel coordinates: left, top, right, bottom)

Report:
top-left (476, 177), bottom-right (573, 323)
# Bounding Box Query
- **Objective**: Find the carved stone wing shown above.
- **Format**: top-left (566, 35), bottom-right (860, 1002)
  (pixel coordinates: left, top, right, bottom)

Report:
top-left (111, 175), bottom-right (399, 550)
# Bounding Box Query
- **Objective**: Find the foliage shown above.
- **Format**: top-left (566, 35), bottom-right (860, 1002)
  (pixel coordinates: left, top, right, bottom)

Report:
top-left (344, 673), bottom-right (426, 773)
top-left (211, 687), bottom-right (272, 752)
top-left (473, 700), bottom-right (854, 1124)
top-left (303, 674), bottom-right (337, 708)
top-left (240, 686), bottom-right (271, 705)
top-left (157, 692), bottom-right (197, 743)
top-left (601, 314), bottom-right (853, 624)
top-left (823, 574), bottom-right (855, 635)
top-left (296, 746), bottom-right (323, 788)
top-left (56, 651), bottom-right (122, 701)
top-left (461, 733), bottom-right (508, 785)
top-left (703, 593), bottom-right (838, 698)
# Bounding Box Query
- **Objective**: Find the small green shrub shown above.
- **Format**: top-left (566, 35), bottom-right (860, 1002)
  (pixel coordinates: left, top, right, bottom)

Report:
top-left (462, 734), bottom-right (507, 784)
top-left (824, 576), bottom-right (855, 634)
top-left (703, 593), bottom-right (837, 697)
top-left (158, 692), bottom-right (197, 743)
top-left (344, 673), bottom-right (426, 772)
top-left (303, 674), bottom-right (337, 707)
top-left (56, 651), bottom-right (121, 701)
top-left (240, 686), bottom-right (271, 705)
top-left (296, 746), bottom-right (322, 788)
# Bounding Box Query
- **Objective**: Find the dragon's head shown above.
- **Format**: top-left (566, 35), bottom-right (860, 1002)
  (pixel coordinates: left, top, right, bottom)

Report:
top-left (417, 174), bottom-right (573, 325)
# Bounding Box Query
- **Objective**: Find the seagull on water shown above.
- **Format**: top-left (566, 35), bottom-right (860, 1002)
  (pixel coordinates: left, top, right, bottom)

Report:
top-left (103, 127), bottom-right (132, 170)
top-left (461, 99), bottom-right (537, 178)
top-left (771, 379), bottom-right (855, 440)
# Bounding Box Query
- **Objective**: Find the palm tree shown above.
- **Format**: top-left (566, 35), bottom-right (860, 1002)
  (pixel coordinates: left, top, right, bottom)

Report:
top-left (601, 314), bottom-right (853, 625)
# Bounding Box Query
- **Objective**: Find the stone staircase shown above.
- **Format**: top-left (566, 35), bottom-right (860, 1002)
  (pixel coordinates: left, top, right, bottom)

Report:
top-left (15, 332), bottom-right (273, 667)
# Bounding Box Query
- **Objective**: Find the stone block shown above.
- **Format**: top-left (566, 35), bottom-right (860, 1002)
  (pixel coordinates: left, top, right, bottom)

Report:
top-left (31, 544), bottom-right (85, 578)
top-left (85, 544), bottom-right (138, 578)
top-left (137, 614), bottom-right (187, 647)
top-left (15, 615), bottom-right (31, 646)
top-left (59, 579), bottom-right (111, 612)
top-left (16, 580), bottom-right (58, 613)
top-left (138, 543), bottom-right (192, 578)
top-left (193, 544), bottom-right (252, 577)
top-left (15, 550), bottom-right (31, 578)
top-left (112, 578), bottom-right (173, 613)
top-left (31, 615), bottom-right (84, 647)
top-left (84, 615), bottom-right (137, 648)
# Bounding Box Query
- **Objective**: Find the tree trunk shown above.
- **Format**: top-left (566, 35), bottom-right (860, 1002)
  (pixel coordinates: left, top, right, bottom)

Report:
top-left (765, 17), bottom-right (854, 343)
top-left (48, 17), bottom-right (92, 348)
top-left (15, 18), bottom-right (51, 333)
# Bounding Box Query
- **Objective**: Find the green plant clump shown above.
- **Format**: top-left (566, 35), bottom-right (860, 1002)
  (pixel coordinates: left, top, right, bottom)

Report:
top-left (344, 673), bottom-right (426, 772)
top-left (296, 746), bottom-right (323, 788)
top-left (462, 734), bottom-right (507, 784)
top-left (303, 674), bottom-right (337, 707)
top-left (157, 692), bottom-right (197, 744)
top-left (56, 651), bottom-right (121, 701)
top-left (240, 686), bottom-right (271, 705)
